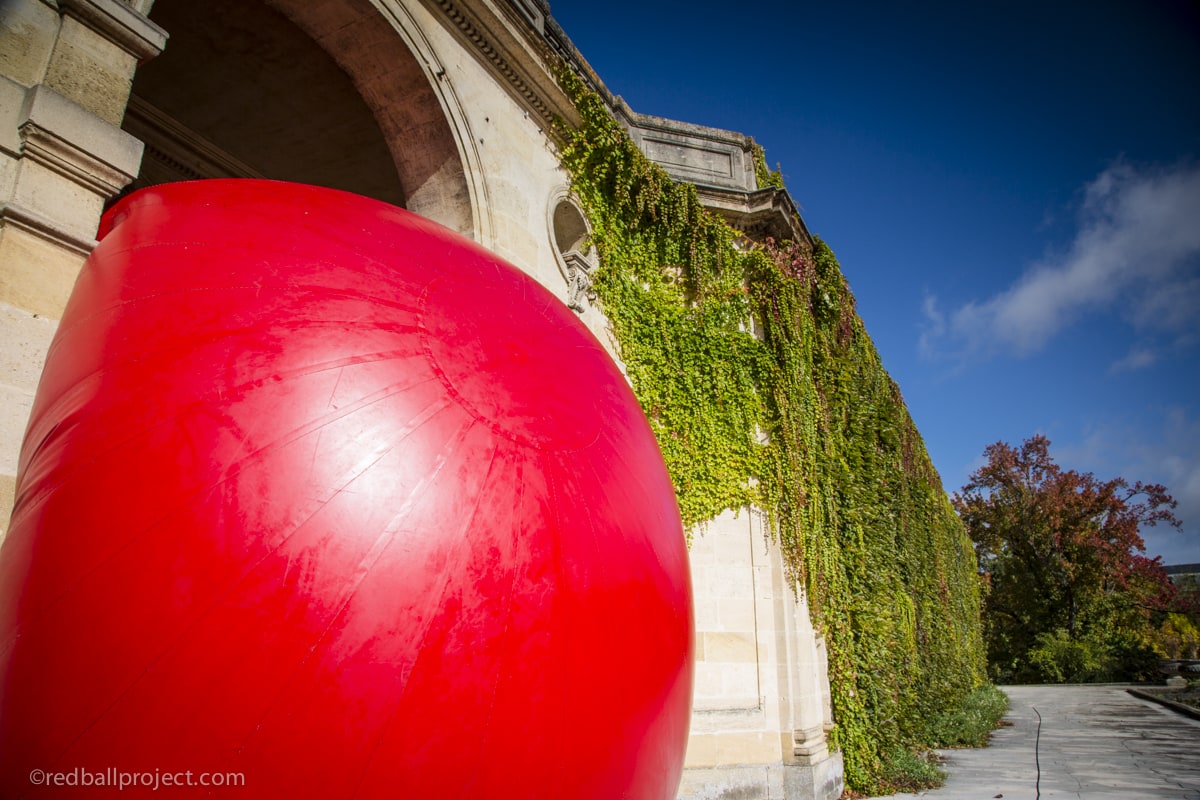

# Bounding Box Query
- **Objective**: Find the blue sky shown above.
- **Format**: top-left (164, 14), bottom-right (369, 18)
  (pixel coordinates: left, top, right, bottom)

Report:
top-left (549, 1), bottom-right (1200, 564)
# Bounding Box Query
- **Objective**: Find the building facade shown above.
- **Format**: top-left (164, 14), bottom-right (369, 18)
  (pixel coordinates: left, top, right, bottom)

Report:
top-left (0, 1), bottom-right (842, 796)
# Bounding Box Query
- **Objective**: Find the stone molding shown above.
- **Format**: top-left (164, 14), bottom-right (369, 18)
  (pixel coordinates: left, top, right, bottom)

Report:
top-left (0, 202), bottom-right (97, 255)
top-left (614, 98), bottom-right (811, 246)
top-left (617, 99), bottom-right (757, 193)
top-left (17, 84), bottom-right (143, 195)
top-left (423, 0), bottom-right (813, 249)
top-left (423, 0), bottom-right (592, 135)
top-left (57, 0), bottom-right (168, 61)
top-left (20, 121), bottom-right (130, 196)
top-left (790, 724), bottom-right (829, 765)
top-left (123, 95), bottom-right (265, 185)
top-left (697, 184), bottom-right (812, 245)
top-left (428, 0), bottom-right (568, 129)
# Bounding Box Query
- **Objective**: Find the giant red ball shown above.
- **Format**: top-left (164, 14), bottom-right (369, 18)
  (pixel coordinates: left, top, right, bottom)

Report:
top-left (0, 180), bottom-right (693, 798)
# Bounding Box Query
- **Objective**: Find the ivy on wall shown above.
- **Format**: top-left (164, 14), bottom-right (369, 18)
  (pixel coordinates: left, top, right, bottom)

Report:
top-left (752, 143), bottom-right (785, 190)
top-left (554, 68), bottom-right (986, 794)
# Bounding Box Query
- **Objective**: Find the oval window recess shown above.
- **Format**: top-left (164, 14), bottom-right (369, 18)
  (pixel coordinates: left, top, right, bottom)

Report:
top-left (548, 192), bottom-right (597, 313)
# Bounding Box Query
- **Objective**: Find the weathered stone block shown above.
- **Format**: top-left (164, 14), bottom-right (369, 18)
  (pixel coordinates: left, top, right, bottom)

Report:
top-left (704, 631), bottom-right (759, 663)
top-left (0, 299), bottom-right (56, 392)
top-left (0, 0), bottom-right (59, 87)
top-left (44, 15), bottom-right (138, 125)
top-left (0, 223), bottom-right (86, 317)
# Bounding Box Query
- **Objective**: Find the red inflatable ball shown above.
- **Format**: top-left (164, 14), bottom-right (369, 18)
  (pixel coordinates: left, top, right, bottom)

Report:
top-left (0, 180), bottom-right (693, 798)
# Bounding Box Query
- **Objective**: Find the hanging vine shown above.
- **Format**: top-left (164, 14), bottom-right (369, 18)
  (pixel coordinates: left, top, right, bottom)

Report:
top-left (554, 65), bottom-right (986, 795)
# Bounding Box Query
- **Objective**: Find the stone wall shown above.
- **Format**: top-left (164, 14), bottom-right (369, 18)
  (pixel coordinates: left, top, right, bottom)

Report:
top-left (680, 508), bottom-right (841, 799)
top-left (1, 0), bottom-right (165, 543)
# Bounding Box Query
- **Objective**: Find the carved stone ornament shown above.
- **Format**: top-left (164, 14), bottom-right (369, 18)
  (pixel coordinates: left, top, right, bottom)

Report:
top-left (563, 249), bottom-right (597, 312)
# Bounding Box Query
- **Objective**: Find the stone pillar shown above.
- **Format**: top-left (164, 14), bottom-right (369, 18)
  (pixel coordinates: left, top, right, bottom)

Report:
top-left (678, 507), bottom-right (842, 800)
top-left (0, 0), bottom-right (166, 538)
top-left (780, 591), bottom-right (842, 799)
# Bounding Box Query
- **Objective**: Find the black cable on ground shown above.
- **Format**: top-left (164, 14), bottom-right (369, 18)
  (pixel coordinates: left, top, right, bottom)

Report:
top-left (1033, 705), bottom-right (1043, 800)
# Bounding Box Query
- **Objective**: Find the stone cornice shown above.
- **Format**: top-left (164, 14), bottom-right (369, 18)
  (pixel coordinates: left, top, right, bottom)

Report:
top-left (17, 85), bottom-right (143, 195)
top-left (697, 185), bottom-right (813, 246)
top-left (423, 0), bottom-right (582, 135)
top-left (611, 94), bottom-right (812, 245)
top-left (20, 121), bottom-right (131, 195)
top-left (0, 202), bottom-right (97, 255)
top-left (57, 0), bottom-right (168, 61)
top-left (616, 98), bottom-right (755, 152)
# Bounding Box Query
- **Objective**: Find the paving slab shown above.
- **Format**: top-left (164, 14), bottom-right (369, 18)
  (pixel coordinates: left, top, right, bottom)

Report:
top-left (870, 684), bottom-right (1200, 799)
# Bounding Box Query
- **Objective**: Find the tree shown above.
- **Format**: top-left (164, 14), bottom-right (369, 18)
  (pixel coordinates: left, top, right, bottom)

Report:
top-left (953, 435), bottom-right (1182, 682)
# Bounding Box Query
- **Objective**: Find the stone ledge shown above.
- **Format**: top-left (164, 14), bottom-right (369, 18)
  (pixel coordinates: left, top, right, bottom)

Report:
top-left (18, 84), bottom-right (144, 193)
top-left (689, 705), bottom-right (767, 732)
top-left (0, 201), bottom-right (97, 255)
top-left (790, 724), bottom-right (829, 765)
top-left (58, 0), bottom-right (168, 61)
top-left (613, 98), bottom-right (811, 245)
top-left (616, 98), bottom-right (756, 193)
top-left (697, 184), bottom-right (811, 245)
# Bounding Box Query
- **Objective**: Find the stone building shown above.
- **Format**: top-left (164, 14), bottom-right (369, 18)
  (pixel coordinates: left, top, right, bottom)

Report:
top-left (1167, 563), bottom-right (1200, 598)
top-left (0, 1), bottom-right (842, 797)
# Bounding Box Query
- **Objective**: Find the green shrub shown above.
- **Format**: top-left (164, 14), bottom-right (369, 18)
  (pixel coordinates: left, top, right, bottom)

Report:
top-left (925, 685), bottom-right (1009, 747)
top-left (1027, 629), bottom-right (1162, 683)
top-left (880, 748), bottom-right (944, 793)
top-left (1100, 632), bottom-right (1162, 682)
top-left (1028, 629), bottom-right (1106, 682)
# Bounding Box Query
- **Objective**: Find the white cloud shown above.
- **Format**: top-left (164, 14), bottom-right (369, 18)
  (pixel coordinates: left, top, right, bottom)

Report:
top-left (922, 160), bottom-right (1200, 360)
top-left (917, 293), bottom-right (945, 359)
top-left (1108, 345), bottom-right (1158, 374)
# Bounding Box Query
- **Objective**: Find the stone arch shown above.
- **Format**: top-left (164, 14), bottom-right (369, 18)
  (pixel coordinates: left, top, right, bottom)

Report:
top-left (123, 0), bottom-right (477, 237)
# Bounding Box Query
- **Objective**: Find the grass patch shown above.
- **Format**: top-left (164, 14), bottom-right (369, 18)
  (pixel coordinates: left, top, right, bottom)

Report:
top-left (925, 685), bottom-right (1010, 748)
top-left (880, 747), bottom-right (944, 792)
top-left (843, 748), bottom-right (944, 797)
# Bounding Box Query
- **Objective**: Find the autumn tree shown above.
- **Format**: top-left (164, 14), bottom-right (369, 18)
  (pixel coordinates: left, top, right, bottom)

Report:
top-left (953, 435), bottom-right (1182, 682)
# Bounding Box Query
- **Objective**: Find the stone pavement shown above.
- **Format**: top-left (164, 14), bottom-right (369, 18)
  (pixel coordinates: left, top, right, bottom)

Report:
top-left (871, 684), bottom-right (1200, 799)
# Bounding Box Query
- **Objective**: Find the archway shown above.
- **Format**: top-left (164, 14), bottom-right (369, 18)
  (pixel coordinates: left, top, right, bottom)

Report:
top-left (123, 0), bottom-right (474, 235)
